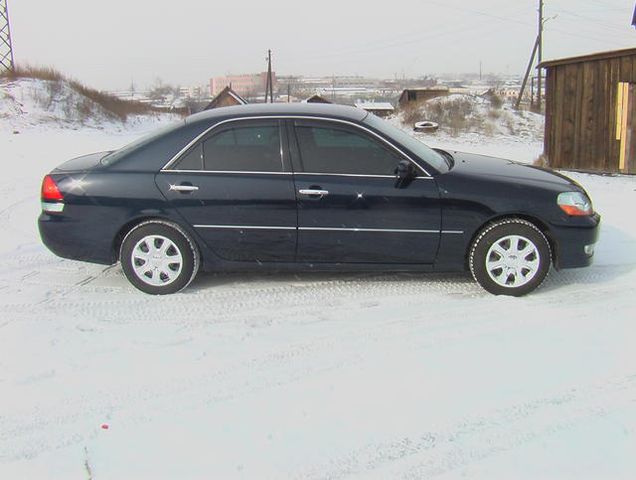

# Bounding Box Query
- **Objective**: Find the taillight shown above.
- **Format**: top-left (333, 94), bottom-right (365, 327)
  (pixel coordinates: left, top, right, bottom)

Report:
top-left (42, 175), bottom-right (64, 201)
top-left (557, 191), bottom-right (593, 216)
top-left (41, 175), bottom-right (65, 213)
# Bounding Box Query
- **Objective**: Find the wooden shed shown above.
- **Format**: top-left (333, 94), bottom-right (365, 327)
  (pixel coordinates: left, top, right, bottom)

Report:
top-left (541, 47), bottom-right (636, 174)
top-left (304, 94), bottom-right (332, 104)
top-left (203, 86), bottom-right (248, 110)
top-left (355, 102), bottom-right (395, 118)
top-left (398, 87), bottom-right (449, 108)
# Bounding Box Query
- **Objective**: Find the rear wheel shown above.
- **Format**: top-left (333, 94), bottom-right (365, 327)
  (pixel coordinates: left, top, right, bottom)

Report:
top-left (120, 221), bottom-right (199, 295)
top-left (469, 219), bottom-right (551, 296)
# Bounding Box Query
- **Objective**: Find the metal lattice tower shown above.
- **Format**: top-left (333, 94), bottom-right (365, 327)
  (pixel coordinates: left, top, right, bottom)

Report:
top-left (0, 0), bottom-right (15, 74)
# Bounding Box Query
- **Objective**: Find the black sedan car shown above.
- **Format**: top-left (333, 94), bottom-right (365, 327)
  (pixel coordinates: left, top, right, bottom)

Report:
top-left (39, 104), bottom-right (600, 296)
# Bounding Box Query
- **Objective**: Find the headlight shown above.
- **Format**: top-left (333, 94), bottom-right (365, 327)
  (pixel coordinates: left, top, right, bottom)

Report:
top-left (557, 191), bottom-right (593, 216)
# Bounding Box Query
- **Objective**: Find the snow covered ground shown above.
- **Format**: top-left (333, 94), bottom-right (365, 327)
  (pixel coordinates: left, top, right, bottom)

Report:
top-left (1, 102), bottom-right (635, 478)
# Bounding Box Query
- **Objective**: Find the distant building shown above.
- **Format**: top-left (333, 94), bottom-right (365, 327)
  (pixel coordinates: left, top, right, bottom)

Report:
top-left (497, 86), bottom-right (522, 100)
top-left (398, 87), bottom-right (450, 107)
top-left (541, 47), bottom-right (636, 174)
top-left (203, 86), bottom-right (248, 110)
top-left (303, 94), bottom-right (332, 104)
top-left (209, 72), bottom-right (276, 97)
top-left (179, 85), bottom-right (207, 99)
top-left (355, 101), bottom-right (395, 117)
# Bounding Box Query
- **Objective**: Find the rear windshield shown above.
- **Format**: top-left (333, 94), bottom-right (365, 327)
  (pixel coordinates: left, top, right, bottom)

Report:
top-left (100, 121), bottom-right (185, 167)
top-left (363, 114), bottom-right (449, 173)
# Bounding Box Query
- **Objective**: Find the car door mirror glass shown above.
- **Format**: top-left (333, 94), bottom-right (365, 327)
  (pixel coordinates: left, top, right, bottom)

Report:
top-left (395, 159), bottom-right (415, 188)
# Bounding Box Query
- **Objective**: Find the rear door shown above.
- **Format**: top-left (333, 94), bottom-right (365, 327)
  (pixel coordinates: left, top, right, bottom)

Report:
top-left (289, 119), bottom-right (441, 264)
top-left (156, 119), bottom-right (297, 262)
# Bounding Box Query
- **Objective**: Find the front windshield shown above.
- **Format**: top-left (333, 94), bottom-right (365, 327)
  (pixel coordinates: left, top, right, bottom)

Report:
top-left (101, 120), bottom-right (185, 166)
top-left (363, 113), bottom-right (449, 173)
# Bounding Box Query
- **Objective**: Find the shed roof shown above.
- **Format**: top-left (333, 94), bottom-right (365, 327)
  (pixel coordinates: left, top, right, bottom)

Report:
top-left (539, 47), bottom-right (636, 69)
top-left (355, 102), bottom-right (394, 111)
top-left (303, 94), bottom-right (332, 104)
top-left (203, 86), bottom-right (248, 110)
top-left (401, 86), bottom-right (450, 92)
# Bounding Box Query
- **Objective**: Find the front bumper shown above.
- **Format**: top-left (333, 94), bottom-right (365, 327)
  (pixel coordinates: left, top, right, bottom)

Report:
top-left (550, 212), bottom-right (601, 269)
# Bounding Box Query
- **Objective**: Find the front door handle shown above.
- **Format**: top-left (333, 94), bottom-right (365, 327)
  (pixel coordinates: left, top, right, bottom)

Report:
top-left (169, 184), bottom-right (199, 193)
top-left (299, 189), bottom-right (329, 197)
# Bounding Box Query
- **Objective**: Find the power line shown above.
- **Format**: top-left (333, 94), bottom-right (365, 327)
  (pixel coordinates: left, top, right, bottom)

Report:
top-left (548, 6), bottom-right (635, 33)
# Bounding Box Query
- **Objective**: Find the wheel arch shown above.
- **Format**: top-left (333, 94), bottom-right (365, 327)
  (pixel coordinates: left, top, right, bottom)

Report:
top-left (112, 216), bottom-right (202, 263)
top-left (465, 214), bottom-right (557, 269)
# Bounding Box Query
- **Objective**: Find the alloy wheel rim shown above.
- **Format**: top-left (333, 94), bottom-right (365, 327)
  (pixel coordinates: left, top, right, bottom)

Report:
top-left (131, 235), bottom-right (183, 286)
top-left (485, 235), bottom-right (540, 288)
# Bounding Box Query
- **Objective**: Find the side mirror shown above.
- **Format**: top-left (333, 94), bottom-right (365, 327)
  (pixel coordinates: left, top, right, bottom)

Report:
top-left (394, 160), bottom-right (415, 188)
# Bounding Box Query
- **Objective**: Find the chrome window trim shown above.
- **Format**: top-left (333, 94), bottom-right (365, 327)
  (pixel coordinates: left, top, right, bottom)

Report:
top-left (160, 115), bottom-right (432, 177)
top-left (163, 171), bottom-right (434, 180)
top-left (295, 172), bottom-right (434, 180)
top-left (166, 170), bottom-right (293, 175)
top-left (192, 224), bottom-right (461, 234)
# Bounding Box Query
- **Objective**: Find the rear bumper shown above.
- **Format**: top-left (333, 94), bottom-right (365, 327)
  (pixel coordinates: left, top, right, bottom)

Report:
top-left (38, 212), bottom-right (114, 265)
top-left (550, 212), bottom-right (601, 269)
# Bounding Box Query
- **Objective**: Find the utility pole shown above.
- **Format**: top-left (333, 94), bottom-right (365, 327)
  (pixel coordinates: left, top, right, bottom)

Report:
top-left (530, 76), bottom-right (535, 106)
top-left (537, 0), bottom-right (544, 112)
top-left (332, 75), bottom-right (336, 102)
top-left (0, 0), bottom-right (15, 74)
top-left (516, 35), bottom-right (539, 110)
top-left (264, 49), bottom-right (274, 103)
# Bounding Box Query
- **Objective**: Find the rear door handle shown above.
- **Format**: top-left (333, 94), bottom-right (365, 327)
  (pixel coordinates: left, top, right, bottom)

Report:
top-left (169, 184), bottom-right (199, 193)
top-left (299, 189), bottom-right (329, 196)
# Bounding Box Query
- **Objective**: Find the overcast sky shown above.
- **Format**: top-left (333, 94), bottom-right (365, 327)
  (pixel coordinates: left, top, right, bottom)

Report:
top-left (8, 0), bottom-right (636, 90)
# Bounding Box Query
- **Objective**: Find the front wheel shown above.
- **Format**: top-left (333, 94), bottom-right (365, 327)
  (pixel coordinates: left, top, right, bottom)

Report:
top-left (469, 219), bottom-right (551, 296)
top-left (120, 221), bottom-right (200, 295)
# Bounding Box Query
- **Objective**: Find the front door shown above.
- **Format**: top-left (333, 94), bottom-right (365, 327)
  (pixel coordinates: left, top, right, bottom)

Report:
top-left (156, 119), bottom-right (297, 263)
top-left (289, 120), bottom-right (441, 264)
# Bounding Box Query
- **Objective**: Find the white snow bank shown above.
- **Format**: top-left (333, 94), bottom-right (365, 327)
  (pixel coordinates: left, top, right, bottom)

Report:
top-left (0, 78), bottom-right (181, 132)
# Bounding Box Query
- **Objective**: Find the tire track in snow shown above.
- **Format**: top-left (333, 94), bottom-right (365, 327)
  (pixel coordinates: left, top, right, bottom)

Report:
top-left (0, 296), bottom-right (546, 461)
top-left (297, 374), bottom-right (636, 479)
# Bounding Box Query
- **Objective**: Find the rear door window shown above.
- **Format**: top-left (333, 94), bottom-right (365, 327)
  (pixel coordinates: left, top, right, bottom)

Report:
top-left (203, 122), bottom-right (282, 172)
top-left (173, 144), bottom-right (203, 170)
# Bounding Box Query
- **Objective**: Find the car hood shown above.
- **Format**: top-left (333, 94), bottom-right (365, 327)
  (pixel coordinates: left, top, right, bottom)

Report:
top-left (445, 151), bottom-right (579, 189)
top-left (53, 151), bottom-right (113, 172)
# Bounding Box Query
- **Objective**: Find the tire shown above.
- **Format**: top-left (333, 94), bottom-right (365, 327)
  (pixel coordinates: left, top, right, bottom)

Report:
top-left (413, 121), bottom-right (440, 133)
top-left (120, 220), bottom-right (200, 295)
top-left (469, 219), bottom-right (551, 297)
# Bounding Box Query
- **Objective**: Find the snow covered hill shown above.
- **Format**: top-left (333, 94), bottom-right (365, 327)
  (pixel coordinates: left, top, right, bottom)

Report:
top-left (393, 94), bottom-right (545, 164)
top-left (0, 77), bottom-right (181, 132)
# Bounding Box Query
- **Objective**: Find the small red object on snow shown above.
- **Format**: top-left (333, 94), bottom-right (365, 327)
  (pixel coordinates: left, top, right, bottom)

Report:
top-left (101, 424), bottom-right (109, 430)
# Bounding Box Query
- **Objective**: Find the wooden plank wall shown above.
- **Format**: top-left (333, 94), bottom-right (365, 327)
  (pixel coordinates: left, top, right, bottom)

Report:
top-left (544, 53), bottom-right (636, 173)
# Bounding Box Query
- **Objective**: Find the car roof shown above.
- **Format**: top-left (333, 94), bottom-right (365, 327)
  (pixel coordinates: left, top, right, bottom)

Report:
top-left (185, 103), bottom-right (369, 125)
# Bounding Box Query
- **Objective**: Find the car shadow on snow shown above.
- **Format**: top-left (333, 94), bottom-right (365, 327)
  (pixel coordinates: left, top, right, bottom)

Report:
top-left (187, 270), bottom-right (478, 294)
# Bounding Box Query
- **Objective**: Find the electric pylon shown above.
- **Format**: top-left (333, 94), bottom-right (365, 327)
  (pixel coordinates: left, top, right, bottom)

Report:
top-left (0, 0), bottom-right (15, 74)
